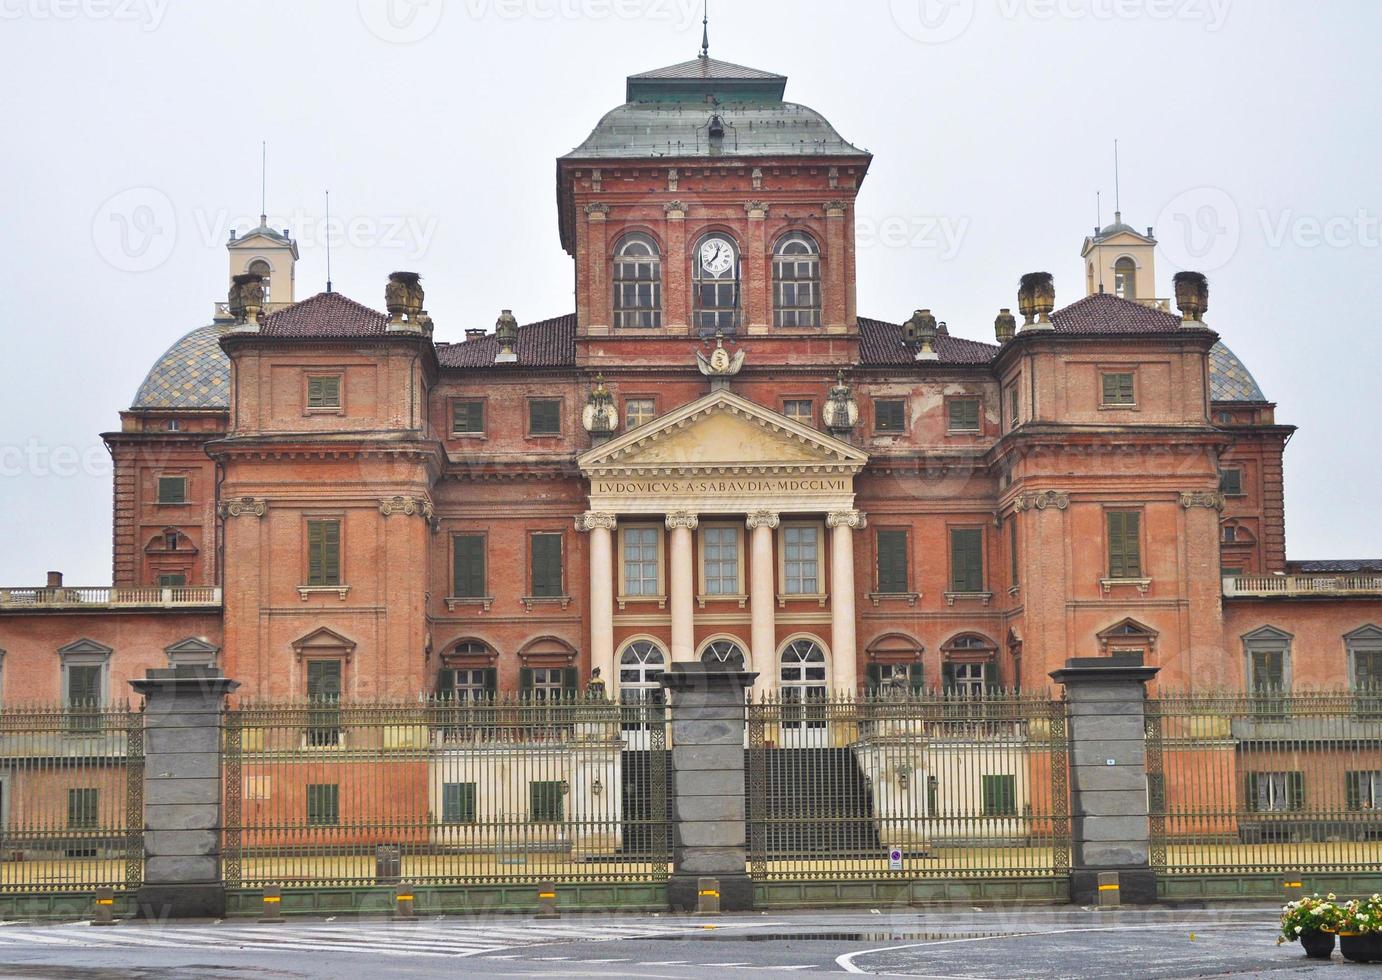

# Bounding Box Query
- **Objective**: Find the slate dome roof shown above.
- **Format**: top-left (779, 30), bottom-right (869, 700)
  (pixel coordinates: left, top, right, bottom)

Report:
top-left (130, 323), bottom-right (231, 410)
top-left (1209, 341), bottom-right (1267, 402)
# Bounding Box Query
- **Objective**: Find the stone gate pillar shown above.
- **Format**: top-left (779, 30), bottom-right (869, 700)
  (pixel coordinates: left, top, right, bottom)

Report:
top-left (1050, 653), bottom-right (1160, 905)
top-left (130, 666), bottom-right (239, 918)
top-left (661, 663), bottom-right (757, 912)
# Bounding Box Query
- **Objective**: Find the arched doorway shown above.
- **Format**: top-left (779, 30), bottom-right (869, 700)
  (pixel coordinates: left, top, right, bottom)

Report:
top-left (779, 637), bottom-right (828, 745)
top-left (618, 639), bottom-right (666, 746)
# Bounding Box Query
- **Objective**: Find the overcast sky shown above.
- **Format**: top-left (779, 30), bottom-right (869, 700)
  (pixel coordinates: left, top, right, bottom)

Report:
top-left (1, 0), bottom-right (1378, 584)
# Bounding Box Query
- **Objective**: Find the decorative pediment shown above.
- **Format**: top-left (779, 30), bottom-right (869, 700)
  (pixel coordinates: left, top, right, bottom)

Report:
top-left (1242, 624), bottom-right (1293, 645)
top-left (165, 637), bottom-right (220, 658)
top-left (1097, 618), bottom-right (1159, 642)
top-left (57, 638), bottom-right (114, 659)
top-left (578, 389), bottom-right (867, 478)
top-left (290, 627), bottom-right (357, 661)
top-left (1344, 624), bottom-right (1382, 646)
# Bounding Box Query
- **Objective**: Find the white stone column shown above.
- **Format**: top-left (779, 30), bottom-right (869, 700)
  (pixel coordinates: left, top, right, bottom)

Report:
top-left (666, 512), bottom-right (698, 663)
top-left (577, 512), bottom-right (617, 687)
top-left (828, 510), bottom-right (866, 695)
top-left (746, 511), bottom-right (780, 696)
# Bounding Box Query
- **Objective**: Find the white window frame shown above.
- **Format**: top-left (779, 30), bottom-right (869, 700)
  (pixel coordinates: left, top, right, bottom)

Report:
top-left (58, 640), bottom-right (113, 709)
top-left (618, 523), bottom-right (664, 605)
top-left (778, 521), bottom-right (825, 602)
top-left (698, 522), bottom-right (745, 605)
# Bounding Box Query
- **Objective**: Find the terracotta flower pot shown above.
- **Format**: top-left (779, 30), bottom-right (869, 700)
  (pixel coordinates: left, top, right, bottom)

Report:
top-left (1339, 932), bottom-right (1382, 963)
top-left (1299, 929), bottom-right (1335, 959)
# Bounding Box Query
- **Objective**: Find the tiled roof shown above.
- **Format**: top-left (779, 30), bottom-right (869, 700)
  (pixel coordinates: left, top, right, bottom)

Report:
top-left (258, 291), bottom-right (389, 338)
top-left (1209, 341), bottom-right (1267, 402)
top-left (858, 317), bottom-right (999, 366)
top-left (1049, 292), bottom-right (1182, 334)
top-left (131, 324), bottom-right (231, 410)
top-left (1287, 559), bottom-right (1382, 574)
top-left (629, 57), bottom-right (785, 82)
top-left (436, 314), bottom-right (577, 369)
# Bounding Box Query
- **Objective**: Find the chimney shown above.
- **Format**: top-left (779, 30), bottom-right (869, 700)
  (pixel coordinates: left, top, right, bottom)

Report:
top-left (465, 328), bottom-right (487, 341)
top-left (46, 571), bottom-right (63, 589)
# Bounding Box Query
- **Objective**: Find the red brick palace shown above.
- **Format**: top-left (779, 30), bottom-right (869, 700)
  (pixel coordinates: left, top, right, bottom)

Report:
top-left (3, 54), bottom-right (1381, 707)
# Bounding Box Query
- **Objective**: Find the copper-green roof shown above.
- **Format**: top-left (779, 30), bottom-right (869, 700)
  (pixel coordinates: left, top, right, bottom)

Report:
top-left (131, 324), bottom-right (231, 410)
top-left (626, 56), bottom-right (787, 102)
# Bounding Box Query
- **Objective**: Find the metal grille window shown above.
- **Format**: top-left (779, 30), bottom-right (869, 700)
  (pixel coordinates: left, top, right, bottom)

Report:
top-left (529, 781), bottom-right (565, 823)
top-left (622, 527), bottom-right (660, 597)
top-left (949, 528), bottom-right (984, 593)
top-left (780, 640), bottom-right (828, 730)
top-left (306, 520), bottom-right (341, 587)
top-left (453, 534), bottom-right (486, 598)
top-left (67, 788), bottom-right (98, 829)
top-left (702, 526), bottom-right (739, 595)
top-left (452, 400), bottom-right (484, 434)
top-left (625, 399), bottom-right (656, 429)
top-left (693, 234), bottom-right (740, 334)
top-left (306, 784), bottom-right (340, 826)
top-left (1101, 372), bottom-right (1136, 406)
top-left (874, 399), bottom-right (906, 433)
top-left (1107, 511), bottom-right (1143, 579)
top-left (772, 232), bottom-right (821, 327)
top-left (783, 399), bottom-right (814, 425)
top-left (876, 529), bottom-right (909, 594)
top-left (981, 775), bottom-right (1018, 816)
top-left (700, 640), bottom-right (746, 671)
top-left (530, 533), bottom-right (563, 598)
top-left (307, 376), bottom-right (341, 409)
top-left (1247, 771), bottom-right (1304, 812)
top-left (782, 525), bottom-right (820, 595)
top-left (441, 782), bottom-right (477, 824)
top-left (948, 398), bottom-right (981, 432)
top-left (157, 476), bottom-right (187, 504)
top-left (528, 399), bottom-right (561, 436)
top-left (613, 233), bottom-right (663, 329)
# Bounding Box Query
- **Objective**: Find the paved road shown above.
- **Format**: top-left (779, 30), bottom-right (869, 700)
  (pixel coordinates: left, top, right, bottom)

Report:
top-left (0, 906), bottom-right (1339, 977)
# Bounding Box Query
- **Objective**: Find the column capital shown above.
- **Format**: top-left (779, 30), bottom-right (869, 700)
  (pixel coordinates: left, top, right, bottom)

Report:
top-left (824, 200), bottom-right (849, 217)
top-left (744, 200), bottom-right (770, 219)
top-left (746, 511), bottom-right (780, 530)
top-left (666, 511), bottom-right (699, 530)
top-left (576, 511), bottom-right (617, 532)
top-left (827, 510), bottom-right (867, 529)
top-left (584, 202), bottom-right (610, 219)
top-left (220, 496), bottom-right (267, 519)
top-left (663, 200), bottom-right (687, 219)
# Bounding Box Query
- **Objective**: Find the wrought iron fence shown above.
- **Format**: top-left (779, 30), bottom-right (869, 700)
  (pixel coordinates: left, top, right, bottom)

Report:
top-left (1148, 691), bottom-right (1382, 876)
top-left (222, 698), bottom-right (667, 889)
top-left (0, 703), bottom-right (143, 893)
top-left (746, 691), bottom-right (1069, 881)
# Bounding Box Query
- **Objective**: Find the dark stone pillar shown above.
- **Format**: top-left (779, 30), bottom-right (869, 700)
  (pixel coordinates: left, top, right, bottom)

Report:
top-left (129, 666), bottom-right (240, 919)
top-left (1050, 654), bottom-right (1160, 905)
top-left (660, 664), bottom-right (757, 912)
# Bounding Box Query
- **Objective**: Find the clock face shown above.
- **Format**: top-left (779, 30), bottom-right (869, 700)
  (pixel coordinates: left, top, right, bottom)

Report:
top-left (699, 238), bottom-right (735, 276)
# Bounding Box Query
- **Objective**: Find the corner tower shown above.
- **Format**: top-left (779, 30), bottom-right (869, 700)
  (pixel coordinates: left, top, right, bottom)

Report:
top-left (558, 53), bottom-right (872, 367)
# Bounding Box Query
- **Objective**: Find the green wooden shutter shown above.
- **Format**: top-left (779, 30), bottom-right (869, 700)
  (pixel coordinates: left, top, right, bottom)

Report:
top-left (67, 665), bottom-right (101, 707)
top-left (876, 530), bottom-right (909, 593)
top-left (531, 534), bottom-right (563, 597)
top-left (453, 535), bottom-right (486, 598)
top-left (481, 668), bottom-right (498, 698)
top-left (1108, 511), bottom-right (1142, 579)
top-left (949, 398), bottom-right (979, 431)
top-left (1288, 772), bottom-right (1305, 811)
top-left (308, 520), bottom-right (341, 586)
top-left (157, 476), bottom-right (186, 504)
top-left (561, 667), bottom-right (579, 700)
top-left (865, 663), bottom-right (883, 694)
top-left (1009, 516), bottom-right (1019, 586)
top-left (437, 668), bottom-right (456, 699)
top-left (1246, 772), bottom-right (1260, 812)
top-left (941, 662), bottom-right (957, 693)
top-left (910, 664), bottom-right (926, 694)
top-left (454, 400), bottom-right (484, 434)
top-left (950, 529), bottom-right (983, 593)
top-left (519, 667), bottom-right (534, 697)
top-left (307, 660), bottom-right (341, 701)
top-left (1347, 772), bottom-right (1362, 811)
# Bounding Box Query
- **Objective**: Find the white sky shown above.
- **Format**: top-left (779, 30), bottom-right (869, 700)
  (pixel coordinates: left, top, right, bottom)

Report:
top-left (1, 0), bottom-right (1379, 584)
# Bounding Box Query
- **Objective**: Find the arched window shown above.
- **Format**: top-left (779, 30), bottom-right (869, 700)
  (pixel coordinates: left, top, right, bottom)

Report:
top-left (613, 233), bottom-right (662, 329)
top-left (941, 632), bottom-right (998, 697)
top-left (693, 233), bottom-right (740, 334)
top-left (248, 259), bottom-right (272, 304)
top-left (780, 638), bottom-right (828, 731)
top-left (438, 641), bottom-right (496, 701)
top-left (1113, 257), bottom-right (1136, 300)
top-left (773, 232), bottom-right (821, 327)
top-left (700, 639), bottom-right (746, 671)
top-left (619, 640), bottom-right (667, 731)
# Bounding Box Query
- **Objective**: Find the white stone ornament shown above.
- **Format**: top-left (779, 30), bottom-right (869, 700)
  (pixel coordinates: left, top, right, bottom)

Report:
top-left (696, 331), bottom-right (745, 378)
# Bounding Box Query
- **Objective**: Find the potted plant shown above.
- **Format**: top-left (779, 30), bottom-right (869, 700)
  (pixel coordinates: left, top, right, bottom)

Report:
top-left (1338, 894), bottom-right (1382, 963)
top-left (1278, 893), bottom-right (1341, 959)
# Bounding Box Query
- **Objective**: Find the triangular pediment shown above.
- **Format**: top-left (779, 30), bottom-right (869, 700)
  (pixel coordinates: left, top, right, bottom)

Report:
top-left (290, 627), bottom-right (357, 656)
top-left (579, 389), bottom-right (867, 477)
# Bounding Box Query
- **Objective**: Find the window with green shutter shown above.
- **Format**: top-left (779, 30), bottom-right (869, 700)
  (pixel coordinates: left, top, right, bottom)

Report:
top-left (306, 783), bottom-right (339, 826)
top-left (452, 399), bottom-right (485, 434)
top-left (530, 780), bottom-right (565, 822)
top-left (948, 397), bottom-right (981, 432)
top-left (1219, 468), bottom-right (1244, 496)
top-left (1347, 771), bottom-right (1381, 811)
top-left (876, 529), bottom-right (909, 594)
top-left (981, 774), bottom-right (1017, 816)
top-left (65, 664), bottom-right (102, 709)
top-left (442, 782), bottom-right (477, 824)
top-left (157, 476), bottom-right (187, 504)
top-left (306, 660), bottom-right (342, 747)
top-left (453, 534), bottom-right (486, 598)
top-left (307, 375), bottom-right (341, 409)
top-left (306, 520), bottom-right (342, 586)
top-left (158, 574), bottom-right (186, 588)
top-left (528, 399), bottom-right (561, 435)
top-left (67, 788), bottom-right (99, 829)
top-left (874, 399), bottom-right (906, 433)
top-left (949, 528), bottom-right (984, 593)
top-left (530, 533), bottom-right (563, 598)
top-left (1107, 511), bottom-right (1143, 579)
top-left (1101, 372), bottom-right (1136, 406)
top-left (1009, 515), bottom-right (1019, 587)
